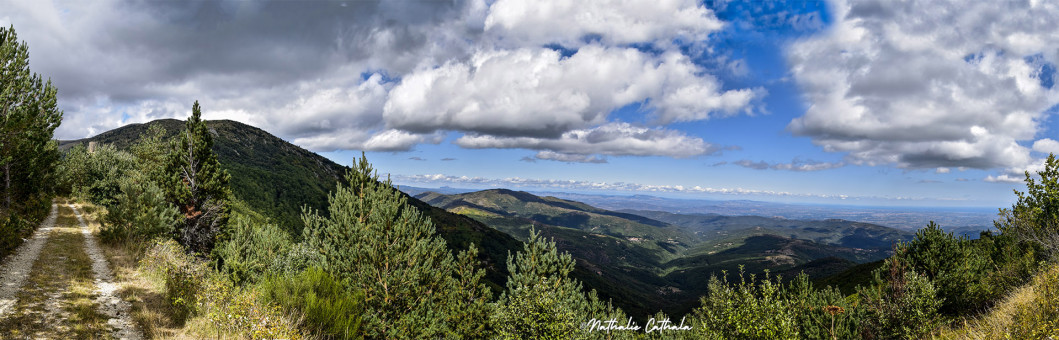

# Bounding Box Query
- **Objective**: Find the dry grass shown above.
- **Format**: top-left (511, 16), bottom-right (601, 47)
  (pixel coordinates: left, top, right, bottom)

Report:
top-left (0, 203), bottom-right (111, 339)
top-left (89, 199), bottom-right (306, 339)
top-left (94, 216), bottom-right (205, 338)
top-left (937, 263), bottom-right (1059, 340)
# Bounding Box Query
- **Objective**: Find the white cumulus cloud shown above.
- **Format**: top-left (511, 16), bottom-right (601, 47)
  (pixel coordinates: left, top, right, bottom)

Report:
top-left (385, 45), bottom-right (758, 138)
top-left (787, 0), bottom-right (1059, 171)
top-left (483, 0), bottom-right (723, 48)
top-left (454, 122), bottom-right (715, 158)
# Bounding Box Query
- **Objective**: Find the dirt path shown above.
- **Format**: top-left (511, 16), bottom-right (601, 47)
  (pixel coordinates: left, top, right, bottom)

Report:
top-left (0, 202), bottom-right (142, 339)
top-left (73, 204), bottom-right (143, 340)
top-left (0, 203), bottom-right (57, 317)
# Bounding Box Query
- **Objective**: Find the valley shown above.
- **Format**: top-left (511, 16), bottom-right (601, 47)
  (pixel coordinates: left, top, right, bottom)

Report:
top-left (415, 188), bottom-right (914, 315)
top-left (63, 118), bottom-right (921, 317)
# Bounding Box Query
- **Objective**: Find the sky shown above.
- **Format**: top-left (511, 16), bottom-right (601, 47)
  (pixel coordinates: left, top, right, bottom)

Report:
top-left (3, 0), bottom-right (1058, 208)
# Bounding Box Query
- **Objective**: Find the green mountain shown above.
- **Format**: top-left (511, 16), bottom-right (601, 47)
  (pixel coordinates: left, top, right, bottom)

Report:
top-left (416, 189), bottom-right (913, 316)
top-left (418, 189), bottom-right (696, 254)
top-left (418, 189), bottom-right (701, 315)
top-left (59, 119), bottom-right (522, 292)
top-left (61, 119), bottom-right (921, 318)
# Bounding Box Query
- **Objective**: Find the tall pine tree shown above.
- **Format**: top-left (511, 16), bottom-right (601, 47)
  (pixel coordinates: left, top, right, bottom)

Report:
top-left (0, 25), bottom-right (62, 214)
top-left (167, 101), bottom-right (231, 254)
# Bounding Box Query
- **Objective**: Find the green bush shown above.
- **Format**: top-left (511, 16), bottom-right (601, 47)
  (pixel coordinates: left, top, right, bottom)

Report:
top-left (268, 242), bottom-right (323, 276)
top-left (892, 222), bottom-right (1043, 316)
top-left (858, 257), bottom-right (942, 339)
top-left (0, 193), bottom-right (53, 259)
top-left (493, 229), bottom-right (622, 340)
top-left (0, 215), bottom-right (32, 259)
top-left (997, 153), bottom-right (1059, 257)
top-left (142, 238), bottom-right (303, 338)
top-left (786, 275), bottom-right (864, 340)
top-left (100, 174), bottom-right (181, 244)
top-left (260, 267), bottom-right (365, 339)
top-left (894, 222), bottom-right (991, 314)
top-left (59, 144), bottom-right (136, 207)
top-left (215, 215), bottom-right (293, 284)
top-left (692, 269), bottom-right (799, 340)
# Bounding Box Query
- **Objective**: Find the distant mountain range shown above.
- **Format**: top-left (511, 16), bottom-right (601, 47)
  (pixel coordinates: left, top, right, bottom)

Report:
top-left (401, 185), bottom-right (998, 236)
top-left (65, 119), bottom-right (924, 317)
top-left (416, 188), bottom-right (915, 315)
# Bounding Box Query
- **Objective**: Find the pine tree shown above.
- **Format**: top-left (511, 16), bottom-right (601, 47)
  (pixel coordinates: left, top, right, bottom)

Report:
top-left (0, 25), bottom-right (62, 214)
top-left (493, 229), bottom-right (620, 339)
top-left (302, 153), bottom-right (492, 338)
top-left (167, 101), bottom-right (231, 254)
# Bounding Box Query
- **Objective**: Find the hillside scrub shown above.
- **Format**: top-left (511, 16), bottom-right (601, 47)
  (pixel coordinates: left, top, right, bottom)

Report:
top-left (45, 84), bottom-right (1059, 338)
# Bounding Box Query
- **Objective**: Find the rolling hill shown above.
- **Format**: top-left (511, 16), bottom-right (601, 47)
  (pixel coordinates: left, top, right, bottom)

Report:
top-left (63, 119), bottom-right (923, 318)
top-left (59, 119), bottom-right (523, 292)
top-left (416, 189), bottom-right (915, 315)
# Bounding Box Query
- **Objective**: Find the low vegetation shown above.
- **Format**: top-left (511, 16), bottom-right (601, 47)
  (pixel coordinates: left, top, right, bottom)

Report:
top-left (3, 21), bottom-right (1058, 338)
top-left (51, 102), bottom-right (1059, 338)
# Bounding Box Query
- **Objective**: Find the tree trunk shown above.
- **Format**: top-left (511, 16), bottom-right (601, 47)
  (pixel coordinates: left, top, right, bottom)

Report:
top-left (4, 162), bottom-right (10, 212)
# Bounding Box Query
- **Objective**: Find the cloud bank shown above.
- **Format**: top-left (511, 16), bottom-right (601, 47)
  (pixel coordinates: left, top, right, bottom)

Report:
top-left (787, 0), bottom-right (1059, 177)
top-left (5, 0), bottom-right (758, 161)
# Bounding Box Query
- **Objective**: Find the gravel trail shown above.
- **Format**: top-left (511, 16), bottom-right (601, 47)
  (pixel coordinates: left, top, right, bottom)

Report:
top-left (72, 204), bottom-right (143, 340)
top-left (0, 203), bottom-right (58, 317)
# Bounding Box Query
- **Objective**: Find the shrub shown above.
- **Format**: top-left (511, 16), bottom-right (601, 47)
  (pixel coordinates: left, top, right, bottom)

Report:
top-left (260, 267), bottom-right (365, 339)
top-left (786, 274), bottom-right (864, 340)
top-left (892, 222), bottom-right (1043, 316)
top-left (142, 239), bottom-right (208, 323)
top-left (60, 143), bottom-right (136, 207)
top-left (894, 222), bottom-right (991, 314)
top-left (215, 215), bottom-right (292, 284)
top-left (100, 174), bottom-right (181, 244)
top-left (692, 269), bottom-right (799, 340)
top-left (997, 153), bottom-right (1059, 257)
top-left (269, 242), bottom-right (323, 276)
top-left (0, 214), bottom-right (32, 259)
top-left (493, 229), bottom-right (621, 339)
top-left (857, 257), bottom-right (942, 339)
top-left (0, 192), bottom-right (56, 259)
top-left (141, 239), bottom-right (303, 338)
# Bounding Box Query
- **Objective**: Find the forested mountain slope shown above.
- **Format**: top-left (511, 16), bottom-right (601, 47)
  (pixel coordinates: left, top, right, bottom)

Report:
top-left (60, 119), bottom-right (523, 291)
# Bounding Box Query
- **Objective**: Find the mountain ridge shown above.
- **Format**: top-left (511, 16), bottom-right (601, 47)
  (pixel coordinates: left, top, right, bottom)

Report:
top-left (59, 118), bottom-right (524, 293)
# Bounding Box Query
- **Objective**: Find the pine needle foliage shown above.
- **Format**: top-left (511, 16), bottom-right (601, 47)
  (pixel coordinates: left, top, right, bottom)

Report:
top-left (166, 101), bottom-right (232, 255)
top-left (493, 228), bottom-right (619, 339)
top-left (0, 24), bottom-right (63, 258)
top-left (302, 153), bottom-right (492, 339)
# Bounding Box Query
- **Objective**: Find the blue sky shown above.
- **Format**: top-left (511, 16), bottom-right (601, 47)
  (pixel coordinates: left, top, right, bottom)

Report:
top-left (5, 0), bottom-right (1058, 208)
